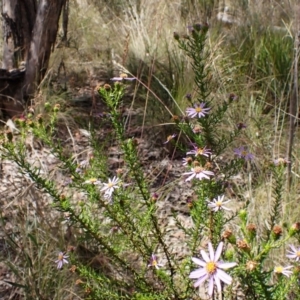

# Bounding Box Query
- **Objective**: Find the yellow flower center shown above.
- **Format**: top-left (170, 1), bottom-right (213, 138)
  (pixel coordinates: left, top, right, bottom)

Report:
top-left (107, 182), bottom-right (114, 188)
top-left (58, 253), bottom-right (64, 260)
top-left (241, 150), bottom-right (248, 156)
top-left (197, 148), bottom-right (204, 155)
top-left (89, 178), bottom-right (97, 183)
top-left (152, 260), bottom-right (157, 267)
top-left (206, 261), bottom-right (217, 274)
top-left (193, 166), bottom-right (203, 173)
top-left (297, 251), bottom-right (300, 257)
top-left (216, 201), bottom-right (222, 207)
top-left (195, 107), bottom-right (202, 113)
top-left (193, 125), bottom-right (202, 132)
top-left (274, 266), bottom-right (283, 274)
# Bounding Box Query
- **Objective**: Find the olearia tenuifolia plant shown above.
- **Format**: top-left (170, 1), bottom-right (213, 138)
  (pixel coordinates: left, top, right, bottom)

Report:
top-left (170, 23), bottom-right (300, 300)
top-left (1, 22), bottom-right (300, 300)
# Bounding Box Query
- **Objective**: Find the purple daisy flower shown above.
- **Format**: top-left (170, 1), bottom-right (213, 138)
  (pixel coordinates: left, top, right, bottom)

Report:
top-left (187, 146), bottom-right (211, 157)
top-left (234, 146), bottom-right (254, 161)
top-left (55, 252), bottom-right (69, 269)
top-left (186, 103), bottom-right (210, 118)
top-left (148, 254), bottom-right (163, 270)
top-left (111, 73), bottom-right (135, 81)
top-left (163, 134), bottom-right (177, 144)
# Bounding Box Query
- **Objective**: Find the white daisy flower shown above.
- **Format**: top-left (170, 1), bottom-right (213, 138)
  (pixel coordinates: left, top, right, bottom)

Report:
top-left (207, 195), bottom-right (231, 212)
top-left (189, 242), bottom-right (237, 296)
top-left (101, 176), bottom-right (120, 197)
top-left (274, 265), bottom-right (293, 277)
top-left (183, 167), bottom-right (214, 181)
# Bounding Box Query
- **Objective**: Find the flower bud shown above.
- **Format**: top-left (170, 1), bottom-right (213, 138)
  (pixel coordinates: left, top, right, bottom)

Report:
top-left (288, 222), bottom-right (300, 237)
top-left (186, 197), bottom-right (194, 208)
top-left (75, 279), bottom-right (84, 285)
top-left (116, 168), bottom-right (123, 176)
top-left (15, 117), bottom-right (26, 127)
top-left (193, 160), bottom-right (200, 167)
top-left (272, 225), bottom-right (282, 240)
top-left (172, 115), bottom-right (180, 123)
top-left (185, 157), bottom-right (193, 165)
top-left (53, 104), bottom-right (60, 112)
top-left (224, 249), bottom-right (234, 261)
top-left (237, 122), bottom-right (247, 130)
top-left (36, 114), bottom-right (43, 124)
top-left (204, 162), bottom-right (212, 170)
top-left (238, 209), bottom-right (247, 222)
top-left (228, 93), bottom-right (238, 102)
top-left (193, 124), bottom-right (203, 134)
top-left (26, 120), bottom-right (34, 127)
top-left (294, 266), bottom-right (300, 275)
top-left (151, 193), bottom-right (159, 203)
top-left (237, 239), bottom-right (250, 253)
top-left (246, 260), bottom-right (258, 272)
top-left (193, 23), bottom-right (202, 32)
top-left (44, 102), bottom-right (51, 111)
top-left (103, 84), bottom-right (111, 90)
top-left (222, 229), bottom-right (236, 244)
top-left (246, 223), bottom-right (257, 240)
top-left (59, 195), bottom-right (66, 201)
top-left (6, 131), bottom-right (13, 141)
top-left (185, 93), bottom-right (192, 100)
top-left (69, 265), bottom-right (77, 273)
top-left (173, 32), bottom-right (180, 40)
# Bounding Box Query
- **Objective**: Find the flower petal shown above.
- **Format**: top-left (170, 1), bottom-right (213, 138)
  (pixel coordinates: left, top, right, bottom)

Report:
top-left (214, 273), bottom-right (222, 293)
top-left (194, 274), bottom-right (208, 288)
top-left (185, 173), bottom-right (195, 181)
top-left (218, 262), bottom-right (237, 269)
top-left (222, 206), bottom-right (231, 211)
top-left (216, 269), bottom-right (233, 285)
top-left (214, 242), bottom-right (223, 262)
top-left (191, 257), bottom-right (206, 267)
top-left (189, 268), bottom-right (207, 279)
top-left (200, 250), bottom-right (210, 263)
top-left (208, 276), bottom-right (214, 296)
top-left (196, 173), bottom-right (210, 180)
top-left (208, 243), bottom-right (215, 261)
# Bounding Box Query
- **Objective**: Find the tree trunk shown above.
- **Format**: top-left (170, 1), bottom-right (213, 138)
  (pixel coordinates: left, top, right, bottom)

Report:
top-left (1, 0), bottom-right (36, 70)
top-left (24, 0), bottom-right (66, 97)
top-left (0, 0), bottom-right (66, 118)
top-left (62, 0), bottom-right (69, 44)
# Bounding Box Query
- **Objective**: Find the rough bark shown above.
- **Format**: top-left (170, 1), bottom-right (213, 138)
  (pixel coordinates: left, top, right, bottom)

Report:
top-left (62, 0), bottom-right (69, 44)
top-left (24, 0), bottom-right (66, 97)
top-left (2, 0), bottom-right (36, 70)
top-left (0, 0), bottom-right (66, 118)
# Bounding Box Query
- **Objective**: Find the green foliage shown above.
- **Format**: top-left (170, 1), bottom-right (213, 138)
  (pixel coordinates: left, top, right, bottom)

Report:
top-left (226, 24), bottom-right (293, 100)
